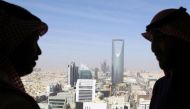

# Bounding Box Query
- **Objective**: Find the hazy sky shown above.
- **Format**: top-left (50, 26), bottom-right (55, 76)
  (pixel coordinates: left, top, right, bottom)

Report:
top-left (8, 0), bottom-right (190, 72)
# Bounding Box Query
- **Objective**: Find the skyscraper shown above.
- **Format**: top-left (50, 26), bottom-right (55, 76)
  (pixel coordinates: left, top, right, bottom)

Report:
top-left (112, 39), bottom-right (124, 84)
top-left (79, 70), bottom-right (92, 79)
top-left (68, 62), bottom-right (79, 87)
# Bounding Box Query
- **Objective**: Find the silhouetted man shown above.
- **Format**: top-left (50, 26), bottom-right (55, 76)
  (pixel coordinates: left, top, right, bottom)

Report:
top-left (0, 1), bottom-right (48, 109)
top-left (142, 7), bottom-right (190, 109)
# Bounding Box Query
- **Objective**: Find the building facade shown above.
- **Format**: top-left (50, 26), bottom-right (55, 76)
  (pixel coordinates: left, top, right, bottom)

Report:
top-left (137, 98), bottom-right (150, 109)
top-left (83, 102), bottom-right (107, 109)
top-left (79, 70), bottom-right (92, 79)
top-left (112, 39), bottom-right (124, 84)
top-left (48, 96), bottom-right (66, 109)
top-left (111, 104), bottom-right (130, 109)
top-left (68, 62), bottom-right (79, 87)
top-left (76, 79), bottom-right (96, 102)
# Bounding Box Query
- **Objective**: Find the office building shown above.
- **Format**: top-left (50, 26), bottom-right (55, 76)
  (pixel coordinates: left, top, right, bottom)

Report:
top-left (79, 70), bottom-right (92, 79)
top-left (68, 62), bottom-right (79, 87)
top-left (48, 96), bottom-right (66, 109)
top-left (83, 102), bottom-right (107, 109)
top-left (76, 79), bottom-right (96, 102)
top-left (112, 39), bottom-right (124, 84)
top-left (137, 98), bottom-right (150, 109)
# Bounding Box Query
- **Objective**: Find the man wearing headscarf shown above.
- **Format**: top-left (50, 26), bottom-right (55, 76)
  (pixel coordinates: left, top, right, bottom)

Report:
top-left (142, 7), bottom-right (190, 109)
top-left (0, 1), bottom-right (48, 109)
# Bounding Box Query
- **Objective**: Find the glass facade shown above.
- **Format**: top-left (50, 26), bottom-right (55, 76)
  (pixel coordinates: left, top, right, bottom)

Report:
top-left (79, 70), bottom-right (92, 79)
top-left (112, 39), bottom-right (124, 84)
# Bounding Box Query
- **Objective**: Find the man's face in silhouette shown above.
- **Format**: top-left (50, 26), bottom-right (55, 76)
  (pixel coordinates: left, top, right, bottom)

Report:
top-left (151, 32), bottom-right (182, 71)
top-left (10, 34), bottom-right (41, 76)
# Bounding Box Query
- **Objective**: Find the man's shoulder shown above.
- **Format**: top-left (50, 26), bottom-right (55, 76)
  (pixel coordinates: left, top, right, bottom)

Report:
top-left (153, 76), bottom-right (170, 90)
top-left (1, 95), bottom-right (39, 109)
top-left (0, 88), bottom-right (31, 101)
top-left (0, 81), bottom-right (40, 109)
top-left (155, 76), bottom-right (169, 84)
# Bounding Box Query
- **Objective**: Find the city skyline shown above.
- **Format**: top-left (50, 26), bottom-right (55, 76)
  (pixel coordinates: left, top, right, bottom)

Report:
top-left (7, 0), bottom-right (190, 72)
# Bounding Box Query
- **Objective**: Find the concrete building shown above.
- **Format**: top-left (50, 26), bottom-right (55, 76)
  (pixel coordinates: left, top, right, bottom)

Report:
top-left (68, 62), bottom-right (79, 87)
top-left (76, 79), bottom-right (96, 102)
top-left (112, 39), bottom-right (124, 84)
top-left (137, 98), bottom-right (150, 109)
top-left (48, 90), bottom-right (75, 109)
top-left (108, 96), bottom-right (129, 105)
top-left (94, 68), bottom-right (99, 80)
top-left (56, 91), bottom-right (75, 104)
top-left (111, 104), bottom-right (130, 109)
top-left (83, 102), bottom-right (107, 109)
top-left (123, 76), bottom-right (137, 84)
top-left (107, 96), bottom-right (130, 109)
top-left (48, 95), bottom-right (67, 109)
top-left (47, 83), bottom-right (62, 95)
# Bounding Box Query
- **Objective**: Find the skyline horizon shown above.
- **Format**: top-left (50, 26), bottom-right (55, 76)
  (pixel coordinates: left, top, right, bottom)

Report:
top-left (7, 0), bottom-right (190, 72)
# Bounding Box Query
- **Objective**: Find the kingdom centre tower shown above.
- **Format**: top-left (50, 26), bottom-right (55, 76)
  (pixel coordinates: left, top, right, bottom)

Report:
top-left (112, 39), bottom-right (124, 84)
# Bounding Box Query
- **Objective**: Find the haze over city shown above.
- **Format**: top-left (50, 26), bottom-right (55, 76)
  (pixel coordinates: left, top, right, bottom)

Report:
top-left (8, 0), bottom-right (190, 72)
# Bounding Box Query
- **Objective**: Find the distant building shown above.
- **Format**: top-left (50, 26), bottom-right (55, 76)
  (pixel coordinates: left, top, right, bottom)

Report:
top-left (137, 98), bottom-right (150, 109)
top-left (79, 70), bottom-right (92, 79)
top-left (107, 96), bottom-right (130, 109)
top-left (48, 95), bottom-right (66, 109)
top-left (83, 102), bottom-right (107, 109)
top-left (47, 83), bottom-right (62, 95)
top-left (48, 90), bottom-right (76, 109)
top-left (56, 91), bottom-right (75, 104)
top-left (76, 79), bottom-right (96, 102)
top-left (68, 62), bottom-right (79, 87)
top-left (112, 39), bottom-right (124, 84)
top-left (94, 68), bottom-right (99, 80)
top-left (111, 104), bottom-right (130, 109)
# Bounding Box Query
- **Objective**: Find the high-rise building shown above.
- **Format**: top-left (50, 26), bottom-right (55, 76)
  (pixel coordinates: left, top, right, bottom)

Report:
top-left (112, 39), bottom-right (124, 84)
top-left (94, 68), bottom-right (99, 80)
top-left (68, 62), bottom-right (79, 87)
top-left (76, 79), bottom-right (96, 102)
top-left (78, 70), bottom-right (92, 79)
